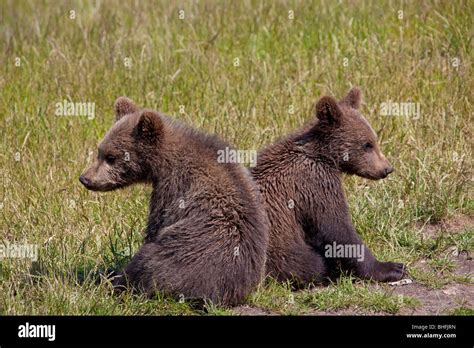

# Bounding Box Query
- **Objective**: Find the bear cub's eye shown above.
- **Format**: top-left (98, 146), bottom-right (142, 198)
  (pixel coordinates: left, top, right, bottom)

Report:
top-left (105, 155), bottom-right (116, 164)
top-left (363, 142), bottom-right (373, 150)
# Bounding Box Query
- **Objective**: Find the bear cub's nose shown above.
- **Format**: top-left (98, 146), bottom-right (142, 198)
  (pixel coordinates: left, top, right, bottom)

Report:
top-left (384, 166), bottom-right (394, 176)
top-left (79, 175), bottom-right (91, 188)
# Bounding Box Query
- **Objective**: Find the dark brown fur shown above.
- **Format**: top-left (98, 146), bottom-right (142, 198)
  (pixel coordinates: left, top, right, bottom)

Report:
top-left (251, 88), bottom-right (406, 286)
top-left (80, 97), bottom-right (269, 306)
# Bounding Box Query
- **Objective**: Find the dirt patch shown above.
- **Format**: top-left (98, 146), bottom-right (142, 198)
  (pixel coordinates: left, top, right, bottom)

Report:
top-left (417, 214), bottom-right (474, 239)
top-left (381, 216), bottom-right (473, 315)
top-left (453, 252), bottom-right (472, 276)
top-left (301, 308), bottom-right (383, 316)
top-left (232, 305), bottom-right (276, 316)
top-left (394, 282), bottom-right (472, 315)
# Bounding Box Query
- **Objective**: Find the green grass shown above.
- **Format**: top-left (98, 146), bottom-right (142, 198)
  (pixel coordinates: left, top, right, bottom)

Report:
top-left (249, 278), bottom-right (420, 315)
top-left (449, 307), bottom-right (474, 316)
top-left (0, 0), bottom-right (472, 315)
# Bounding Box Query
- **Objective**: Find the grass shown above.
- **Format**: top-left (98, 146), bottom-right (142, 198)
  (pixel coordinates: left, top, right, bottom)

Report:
top-left (249, 278), bottom-right (420, 315)
top-left (450, 307), bottom-right (474, 316)
top-left (0, 0), bottom-right (472, 315)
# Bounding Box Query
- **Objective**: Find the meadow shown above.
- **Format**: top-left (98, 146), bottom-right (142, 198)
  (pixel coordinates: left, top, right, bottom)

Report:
top-left (0, 0), bottom-right (472, 315)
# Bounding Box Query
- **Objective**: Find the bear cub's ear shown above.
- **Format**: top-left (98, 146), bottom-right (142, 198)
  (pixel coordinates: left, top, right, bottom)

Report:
top-left (340, 87), bottom-right (362, 109)
top-left (315, 96), bottom-right (343, 126)
top-left (134, 110), bottom-right (163, 144)
top-left (114, 96), bottom-right (138, 122)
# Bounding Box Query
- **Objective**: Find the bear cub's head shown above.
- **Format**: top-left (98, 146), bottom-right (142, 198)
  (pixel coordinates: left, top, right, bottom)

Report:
top-left (79, 97), bottom-right (163, 191)
top-left (309, 88), bottom-right (394, 180)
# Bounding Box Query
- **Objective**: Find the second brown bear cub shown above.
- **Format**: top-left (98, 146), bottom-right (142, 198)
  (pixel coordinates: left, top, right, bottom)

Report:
top-left (80, 97), bottom-right (269, 306)
top-left (252, 88), bottom-right (406, 286)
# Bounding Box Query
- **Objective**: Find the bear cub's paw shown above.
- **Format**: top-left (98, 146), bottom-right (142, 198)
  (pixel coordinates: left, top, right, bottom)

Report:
top-left (373, 261), bottom-right (407, 282)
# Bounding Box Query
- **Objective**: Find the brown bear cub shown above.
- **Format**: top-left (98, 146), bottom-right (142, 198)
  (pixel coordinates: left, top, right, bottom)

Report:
top-left (251, 88), bottom-right (406, 287)
top-left (80, 97), bottom-right (269, 306)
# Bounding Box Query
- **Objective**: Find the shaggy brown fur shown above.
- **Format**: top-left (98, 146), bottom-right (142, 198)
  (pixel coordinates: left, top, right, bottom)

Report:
top-left (80, 97), bottom-right (269, 306)
top-left (251, 88), bottom-right (406, 286)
